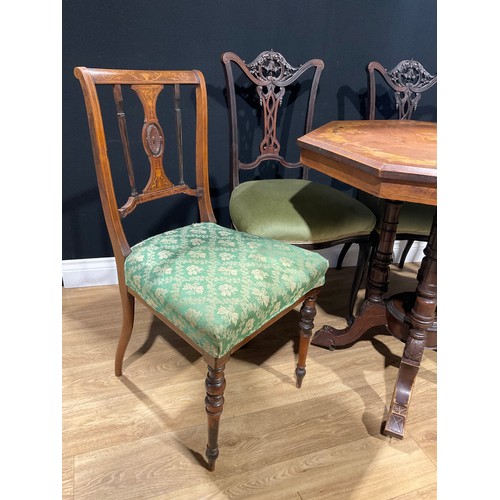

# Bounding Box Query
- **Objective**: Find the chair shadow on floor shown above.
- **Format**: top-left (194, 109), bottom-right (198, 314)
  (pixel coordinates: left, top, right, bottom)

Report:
top-left (119, 307), bottom-right (308, 470)
top-left (123, 308), bottom-right (305, 386)
top-left (122, 314), bottom-right (202, 372)
top-left (119, 374), bottom-right (214, 470)
top-left (120, 262), bottom-right (436, 446)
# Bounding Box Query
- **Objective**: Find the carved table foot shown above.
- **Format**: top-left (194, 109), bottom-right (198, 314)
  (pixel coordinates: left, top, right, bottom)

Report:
top-left (383, 215), bottom-right (437, 439)
top-left (312, 201), bottom-right (403, 351)
top-left (383, 356), bottom-right (421, 439)
top-left (311, 301), bottom-right (387, 350)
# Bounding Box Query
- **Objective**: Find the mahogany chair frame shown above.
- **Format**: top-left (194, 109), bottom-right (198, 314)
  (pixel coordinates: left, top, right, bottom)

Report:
top-left (222, 50), bottom-right (323, 189)
top-left (74, 66), bottom-right (322, 471)
top-left (221, 50), bottom-right (375, 323)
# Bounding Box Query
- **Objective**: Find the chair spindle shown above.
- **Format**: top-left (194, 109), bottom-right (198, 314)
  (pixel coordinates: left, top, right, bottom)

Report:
top-left (173, 84), bottom-right (185, 185)
top-left (113, 84), bottom-right (139, 197)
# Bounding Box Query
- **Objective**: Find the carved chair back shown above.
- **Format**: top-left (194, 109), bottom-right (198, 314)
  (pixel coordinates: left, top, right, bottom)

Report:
top-left (221, 50), bottom-right (324, 191)
top-left (368, 59), bottom-right (437, 120)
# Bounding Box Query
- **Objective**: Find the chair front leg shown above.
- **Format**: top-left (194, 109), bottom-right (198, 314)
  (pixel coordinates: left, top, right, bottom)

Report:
top-left (205, 363), bottom-right (226, 471)
top-left (115, 289), bottom-right (135, 376)
top-left (295, 290), bottom-right (319, 388)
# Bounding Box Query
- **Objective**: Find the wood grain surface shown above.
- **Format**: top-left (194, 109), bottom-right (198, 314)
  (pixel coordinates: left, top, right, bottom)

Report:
top-left (298, 120), bottom-right (437, 205)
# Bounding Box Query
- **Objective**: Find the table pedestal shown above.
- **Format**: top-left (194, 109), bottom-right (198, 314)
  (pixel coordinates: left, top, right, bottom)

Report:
top-left (384, 217), bottom-right (436, 438)
top-left (312, 201), bottom-right (437, 438)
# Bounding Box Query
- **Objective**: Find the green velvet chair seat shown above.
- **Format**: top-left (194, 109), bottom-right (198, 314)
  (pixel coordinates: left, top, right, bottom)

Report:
top-left (357, 192), bottom-right (435, 236)
top-left (125, 222), bottom-right (329, 358)
top-left (229, 179), bottom-right (376, 245)
top-left (396, 202), bottom-right (435, 235)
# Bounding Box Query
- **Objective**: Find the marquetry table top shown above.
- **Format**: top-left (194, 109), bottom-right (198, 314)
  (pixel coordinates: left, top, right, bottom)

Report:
top-left (298, 120), bottom-right (437, 205)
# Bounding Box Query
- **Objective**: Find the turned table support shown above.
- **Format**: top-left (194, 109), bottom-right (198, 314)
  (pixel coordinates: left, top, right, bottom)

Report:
top-left (297, 119), bottom-right (437, 439)
top-left (384, 216), bottom-right (437, 438)
top-left (311, 203), bottom-right (437, 439)
top-left (311, 200), bottom-right (403, 349)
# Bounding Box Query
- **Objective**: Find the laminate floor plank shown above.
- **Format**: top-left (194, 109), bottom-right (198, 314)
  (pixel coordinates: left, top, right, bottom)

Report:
top-left (63, 263), bottom-right (437, 498)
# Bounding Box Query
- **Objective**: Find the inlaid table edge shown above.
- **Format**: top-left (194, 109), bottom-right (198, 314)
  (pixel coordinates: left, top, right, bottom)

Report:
top-left (298, 140), bottom-right (436, 179)
top-left (298, 147), bottom-right (437, 206)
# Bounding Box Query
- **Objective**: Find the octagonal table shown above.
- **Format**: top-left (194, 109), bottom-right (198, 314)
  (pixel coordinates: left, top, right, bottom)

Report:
top-left (297, 119), bottom-right (437, 438)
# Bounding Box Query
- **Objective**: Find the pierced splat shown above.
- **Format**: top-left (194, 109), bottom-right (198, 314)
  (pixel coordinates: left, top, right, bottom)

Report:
top-left (221, 50), bottom-right (324, 186)
top-left (131, 84), bottom-right (173, 193)
top-left (248, 51), bottom-right (298, 158)
top-left (368, 59), bottom-right (437, 120)
top-left (246, 50), bottom-right (299, 82)
top-left (257, 84), bottom-right (285, 155)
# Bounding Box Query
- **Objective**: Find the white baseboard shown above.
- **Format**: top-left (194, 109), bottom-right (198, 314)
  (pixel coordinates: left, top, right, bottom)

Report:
top-left (62, 241), bottom-right (426, 288)
top-left (315, 240), bottom-right (426, 268)
top-left (62, 257), bottom-right (118, 288)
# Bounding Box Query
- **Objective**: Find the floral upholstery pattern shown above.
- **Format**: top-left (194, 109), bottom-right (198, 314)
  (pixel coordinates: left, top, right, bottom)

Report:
top-left (125, 223), bottom-right (328, 358)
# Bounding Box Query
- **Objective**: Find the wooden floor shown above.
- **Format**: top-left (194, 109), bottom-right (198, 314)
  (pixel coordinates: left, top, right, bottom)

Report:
top-left (62, 263), bottom-right (436, 499)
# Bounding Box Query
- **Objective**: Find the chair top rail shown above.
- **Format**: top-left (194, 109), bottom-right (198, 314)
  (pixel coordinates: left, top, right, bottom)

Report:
top-left (76, 67), bottom-right (201, 85)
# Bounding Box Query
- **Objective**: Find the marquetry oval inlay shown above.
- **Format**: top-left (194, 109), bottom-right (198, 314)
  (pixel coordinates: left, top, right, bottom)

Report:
top-left (146, 122), bottom-right (163, 157)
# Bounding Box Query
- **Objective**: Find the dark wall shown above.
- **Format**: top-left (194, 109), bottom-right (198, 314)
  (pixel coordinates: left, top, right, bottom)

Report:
top-left (63, 0), bottom-right (437, 260)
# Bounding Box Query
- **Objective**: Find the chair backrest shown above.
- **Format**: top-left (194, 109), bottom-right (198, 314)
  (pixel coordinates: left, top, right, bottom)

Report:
top-left (221, 50), bottom-right (324, 190)
top-left (367, 59), bottom-right (437, 120)
top-left (74, 67), bottom-right (216, 277)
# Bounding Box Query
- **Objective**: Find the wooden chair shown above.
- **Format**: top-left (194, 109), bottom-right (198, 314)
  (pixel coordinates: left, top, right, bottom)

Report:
top-left (337, 59), bottom-right (437, 270)
top-left (221, 50), bottom-right (376, 324)
top-left (74, 66), bottom-right (329, 471)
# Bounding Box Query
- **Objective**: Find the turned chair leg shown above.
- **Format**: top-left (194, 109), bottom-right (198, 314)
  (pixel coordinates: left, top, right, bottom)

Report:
top-left (205, 364), bottom-right (226, 471)
top-left (115, 290), bottom-right (135, 376)
top-left (295, 292), bottom-right (319, 388)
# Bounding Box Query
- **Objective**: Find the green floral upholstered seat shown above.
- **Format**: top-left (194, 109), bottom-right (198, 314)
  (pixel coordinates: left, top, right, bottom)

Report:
top-left (125, 222), bottom-right (329, 358)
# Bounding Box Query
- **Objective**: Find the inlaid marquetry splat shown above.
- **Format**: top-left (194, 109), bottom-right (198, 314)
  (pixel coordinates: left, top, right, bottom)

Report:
top-left (131, 84), bottom-right (173, 193)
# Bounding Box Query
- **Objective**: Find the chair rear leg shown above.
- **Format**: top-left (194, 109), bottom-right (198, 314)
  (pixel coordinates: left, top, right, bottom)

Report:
top-left (205, 364), bottom-right (226, 471)
top-left (347, 241), bottom-right (372, 325)
top-left (115, 289), bottom-right (135, 376)
top-left (296, 290), bottom-right (319, 388)
top-left (336, 242), bottom-right (352, 270)
top-left (398, 239), bottom-right (414, 268)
